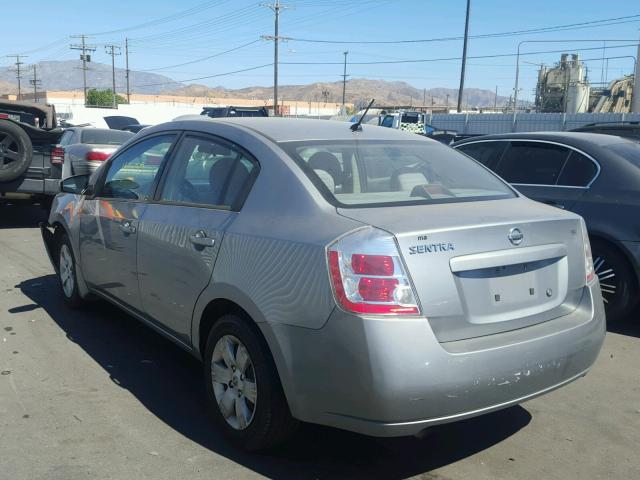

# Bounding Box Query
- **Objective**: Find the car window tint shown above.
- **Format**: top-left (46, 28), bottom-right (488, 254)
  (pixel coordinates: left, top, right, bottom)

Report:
top-left (159, 136), bottom-right (257, 209)
top-left (100, 135), bottom-right (175, 200)
top-left (456, 142), bottom-right (506, 170)
top-left (557, 151), bottom-right (598, 186)
top-left (496, 142), bottom-right (570, 185)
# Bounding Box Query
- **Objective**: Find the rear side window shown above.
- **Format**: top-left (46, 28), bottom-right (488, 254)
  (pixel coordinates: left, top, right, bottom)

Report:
top-left (81, 129), bottom-right (133, 145)
top-left (158, 135), bottom-right (257, 209)
top-left (557, 151), bottom-right (598, 186)
top-left (456, 141), bottom-right (507, 170)
top-left (496, 142), bottom-right (570, 185)
top-left (280, 139), bottom-right (515, 207)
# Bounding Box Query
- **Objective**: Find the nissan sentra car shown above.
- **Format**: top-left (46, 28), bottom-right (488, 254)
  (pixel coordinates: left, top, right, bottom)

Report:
top-left (41, 117), bottom-right (605, 451)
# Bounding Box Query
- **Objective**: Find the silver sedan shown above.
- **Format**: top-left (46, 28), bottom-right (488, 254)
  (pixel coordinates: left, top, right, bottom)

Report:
top-left (41, 118), bottom-right (605, 451)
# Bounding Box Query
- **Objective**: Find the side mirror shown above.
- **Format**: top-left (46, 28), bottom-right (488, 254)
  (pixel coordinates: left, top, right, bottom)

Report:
top-left (61, 174), bottom-right (90, 195)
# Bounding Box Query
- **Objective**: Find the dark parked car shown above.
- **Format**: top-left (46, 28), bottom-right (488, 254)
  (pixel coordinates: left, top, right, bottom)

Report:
top-left (571, 122), bottom-right (640, 142)
top-left (200, 106), bottom-right (269, 118)
top-left (453, 132), bottom-right (640, 321)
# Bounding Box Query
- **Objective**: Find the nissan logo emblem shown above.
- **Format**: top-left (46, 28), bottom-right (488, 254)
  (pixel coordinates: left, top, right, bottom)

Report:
top-left (508, 227), bottom-right (524, 246)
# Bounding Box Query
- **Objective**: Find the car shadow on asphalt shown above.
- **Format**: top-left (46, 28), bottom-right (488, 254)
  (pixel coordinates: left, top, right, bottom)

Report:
top-left (15, 274), bottom-right (534, 479)
top-left (0, 203), bottom-right (47, 229)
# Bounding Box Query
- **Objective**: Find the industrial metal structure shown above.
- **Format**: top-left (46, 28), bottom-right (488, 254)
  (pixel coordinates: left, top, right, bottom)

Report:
top-left (536, 54), bottom-right (591, 113)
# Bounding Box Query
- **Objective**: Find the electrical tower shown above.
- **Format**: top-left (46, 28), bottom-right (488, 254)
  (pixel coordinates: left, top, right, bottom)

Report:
top-left (105, 44), bottom-right (122, 108)
top-left (29, 64), bottom-right (42, 103)
top-left (70, 35), bottom-right (96, 105)
top-left (6, 54), bottom-right (27, 100)
top-left (261, 1), bottom-right (290, 116)
top-left (341, 51), bottom-right (349, 114)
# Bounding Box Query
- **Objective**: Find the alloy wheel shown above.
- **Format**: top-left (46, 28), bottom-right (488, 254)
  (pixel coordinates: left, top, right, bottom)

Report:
top-left (0, 133), bottom-right (20, 170)
top-left (594, 255), bottom-right (616, 305)
top-left (211, 335), bottom-right (257, 430)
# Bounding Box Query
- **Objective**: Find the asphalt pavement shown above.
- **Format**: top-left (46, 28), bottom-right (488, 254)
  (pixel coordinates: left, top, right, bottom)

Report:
top-left (0, 204), bottom-right (638, 480)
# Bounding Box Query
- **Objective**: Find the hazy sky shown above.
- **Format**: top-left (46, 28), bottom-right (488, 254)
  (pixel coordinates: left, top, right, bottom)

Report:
top-left (2, 0), bottom-right (639, 100)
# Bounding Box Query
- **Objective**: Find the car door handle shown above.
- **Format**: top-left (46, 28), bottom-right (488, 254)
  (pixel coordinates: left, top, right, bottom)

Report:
top-left (119, 220), bottom-right (137, 234)
top-left (189, 230), bottom-right (215, 247)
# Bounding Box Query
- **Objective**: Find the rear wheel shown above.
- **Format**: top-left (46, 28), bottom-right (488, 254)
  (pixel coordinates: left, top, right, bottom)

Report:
top-left (591, 239), bottom-right (638, 322)
top-left (203, 314), bottom-right (298, 451)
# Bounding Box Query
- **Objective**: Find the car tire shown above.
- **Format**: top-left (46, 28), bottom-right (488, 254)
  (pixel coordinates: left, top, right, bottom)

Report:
top-left (57, 233), bottom-right (84, 308)
top-left (591, 239), bottom-right (638, 323)
top-left (203, 314), bottom-right (298, 451)
top-left (0, 120), bottom-right (33, 183)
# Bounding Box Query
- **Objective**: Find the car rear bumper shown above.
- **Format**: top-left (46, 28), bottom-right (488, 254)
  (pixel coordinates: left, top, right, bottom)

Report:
top-left (262, 282), bottom-right (605, 437)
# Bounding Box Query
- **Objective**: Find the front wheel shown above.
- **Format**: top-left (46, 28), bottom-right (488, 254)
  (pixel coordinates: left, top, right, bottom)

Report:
top-left (57, 234), bottom-right (84, 308)
top-left (203, 314), bottom-right (298, 451)
top-left (591, 239), bottom-right (638, 323)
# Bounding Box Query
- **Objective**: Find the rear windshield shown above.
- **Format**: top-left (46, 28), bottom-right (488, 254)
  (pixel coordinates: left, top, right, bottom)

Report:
top-left (80, 129), bottom-right (133, 145)
top-left (280, 140), bottom-right (515, 207)
top-left (609, 142), bottom-right (640, 168)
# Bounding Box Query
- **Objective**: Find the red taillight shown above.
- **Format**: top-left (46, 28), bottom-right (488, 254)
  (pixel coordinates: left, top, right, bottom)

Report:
top-left (581, 220), bottom-right (595, 284)
top-left (328, 228), bottom-right (420, 316)
top-left (0, 113), bottom-right (9, 119)
top-left (351, 254), bottom-right (394, 276)
top-left (51, 146), bottom-right (65, 165)
top-left (86, 150), bottom-right (111, 161)
top-left (358, 277), bottom-right (398, 302)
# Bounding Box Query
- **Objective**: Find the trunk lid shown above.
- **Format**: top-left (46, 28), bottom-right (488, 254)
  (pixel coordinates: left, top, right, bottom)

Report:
top-left (338, 198), bottom-right (586, 342)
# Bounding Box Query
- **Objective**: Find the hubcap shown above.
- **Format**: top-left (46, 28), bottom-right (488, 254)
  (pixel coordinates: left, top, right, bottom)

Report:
top-left (594, 256), bottom-right (617, 305)
top-left (211, 335), bottom-right (257, 430)
top-left (0, 133), bottom-right (20, 169)
top-left (59, 244), bottom-right (75, 298)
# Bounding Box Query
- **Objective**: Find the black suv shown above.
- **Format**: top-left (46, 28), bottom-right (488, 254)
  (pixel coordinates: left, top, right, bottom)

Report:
top-left (0, 101), bottom-right (63, 207)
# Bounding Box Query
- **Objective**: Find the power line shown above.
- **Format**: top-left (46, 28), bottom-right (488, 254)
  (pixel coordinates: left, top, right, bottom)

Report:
top-left (138, 39), bottom-right (261, 72)
top-left (286, 14), bottom-right (640, 44)
top-left (281, 43), bottom-right (638, 66)
top-left (5, 54), bottom-right (27, 100)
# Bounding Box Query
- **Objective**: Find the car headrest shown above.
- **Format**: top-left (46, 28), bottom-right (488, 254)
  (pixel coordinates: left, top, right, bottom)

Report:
top-left (308, 151), bottom-right (342, 185)
top-left (314, 169), bottom-right (335, 193)
top-left (390, 168), bottom-right (429, 191)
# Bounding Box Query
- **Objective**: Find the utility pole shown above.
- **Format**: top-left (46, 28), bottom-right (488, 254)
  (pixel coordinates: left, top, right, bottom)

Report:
top-left (105, 44), bottom-right (122, 108)
top-left (494, 85), bottom-right (498, 109)
top-left (261, 1), bottom-right (289, 116)
top-left (6, 54), bottom-right (27, 100)
top-left (423, 88), bottom-right (426, 107)
top-left (632, 37), bottom-right (640, 113)
top-left (125, 38), bottom-right (131, 104)
top-left (341, 51), bottom-right (349, 114)
top-left (29, 64), bottom-right (42, 103)
top-left (457, 0), bottom-right (471, 113)
top-left (70, 35), bottom-right (96, 105)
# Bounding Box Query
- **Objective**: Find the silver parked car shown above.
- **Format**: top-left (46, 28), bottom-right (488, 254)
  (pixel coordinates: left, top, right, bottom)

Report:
top-left (55, 127), bottom-right (134, 179)
top-left (41, 118), bottom-right (605, 451)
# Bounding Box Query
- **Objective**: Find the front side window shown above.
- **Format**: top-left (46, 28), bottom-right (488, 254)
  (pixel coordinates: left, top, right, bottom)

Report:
top-left (496, 142), bottom-right (570, 185)
top-left (158, 135), bottom-right (257, 209)
top-left (100, 135), bottom-right (175, 200)
top-left (281, 140), bottom-right (515, 207)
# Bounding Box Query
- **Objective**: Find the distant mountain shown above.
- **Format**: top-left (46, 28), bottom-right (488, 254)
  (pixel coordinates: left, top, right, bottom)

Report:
top-left (0, 60), bottom-right (182, 95)
top-left (0, 61), bottom-right (509, 108)
top-left (166, 79), bottom-right (510, 108)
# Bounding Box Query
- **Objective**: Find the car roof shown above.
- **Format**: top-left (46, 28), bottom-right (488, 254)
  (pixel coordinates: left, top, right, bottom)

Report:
top-left (159, 117), bottom-right (426, 143)
top-left (452, 131), bottom-right (634, 149)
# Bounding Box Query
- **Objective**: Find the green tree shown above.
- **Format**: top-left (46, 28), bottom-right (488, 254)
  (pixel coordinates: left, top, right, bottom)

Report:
top-left (86, 88), bottom-right (127, 107)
